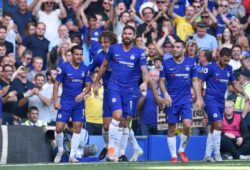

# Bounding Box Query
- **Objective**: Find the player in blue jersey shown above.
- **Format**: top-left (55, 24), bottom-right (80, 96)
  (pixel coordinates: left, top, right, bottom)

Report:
top-left (93, 25), bottom-right (149, 162)
top-left (159, 40), bottom-right (203, 163)
top-left (53, 45), bottom-right (91, 163)
top-left (88, 31), bottom-right (118, 160)
top-left (198, 47), bottom-right (250, 162)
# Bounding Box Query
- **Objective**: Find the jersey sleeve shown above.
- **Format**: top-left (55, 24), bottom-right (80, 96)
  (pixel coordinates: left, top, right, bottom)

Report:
top-left (139, 49), bottom-right (147, 66)
top-left (191, 60), bottom-right (198, 78)
top-left (199, 64), bottom-right (211, 81)
top-left (160, 61), bottom-right (167, 78)
top-left (228, 66), bottom-right (236, 82)
top-left (105, 45), bottom-right (114, 62)
top-left (56, 63), bottom-right (66, 82)
top-left (84, 68), bottom-right (91, 84)
top-left (88, 57), bottom-right (98, 73)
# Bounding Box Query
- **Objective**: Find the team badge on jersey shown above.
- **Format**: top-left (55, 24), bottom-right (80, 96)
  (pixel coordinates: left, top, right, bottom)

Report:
top-left (186, 66), bottom-right (190, 71)
top-left (227, 72), bottom-right (230, 77)
top-left (130, 55), bottom-right (135, 60)
top-left (57, 67), bottom-right (62, 74)
top-left (112, 98), bottom-right (116, 103)
top-left (82, 72), bottom-right (85, 77)
top-left (202, 68), bottom-right (208, 74)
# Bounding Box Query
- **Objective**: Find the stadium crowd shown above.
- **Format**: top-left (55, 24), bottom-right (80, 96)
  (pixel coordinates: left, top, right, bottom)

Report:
top-left (0, 0), bottom-right (250, 163)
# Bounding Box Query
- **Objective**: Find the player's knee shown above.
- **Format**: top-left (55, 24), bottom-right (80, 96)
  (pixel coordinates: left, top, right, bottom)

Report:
top-left (168, 124), bottom-right (176, 134)
top-left (55, 127), bottom-right (64, 134)
top-left (103, 124), bottom-right (109, 131)
top-left (112, 115), bottom-right (122, 122)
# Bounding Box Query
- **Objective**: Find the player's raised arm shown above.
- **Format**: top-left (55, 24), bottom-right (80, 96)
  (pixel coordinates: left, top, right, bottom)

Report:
top-left (93, 58), bottom-right (109, 97)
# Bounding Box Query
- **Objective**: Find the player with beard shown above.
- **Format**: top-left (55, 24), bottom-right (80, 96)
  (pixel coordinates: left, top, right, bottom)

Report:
top-left (93, 25), bottom-right (148, 162)
top-left (53, 45), bottom-right (91, 163)
top-left (159, 40), bottom-right (203, 163)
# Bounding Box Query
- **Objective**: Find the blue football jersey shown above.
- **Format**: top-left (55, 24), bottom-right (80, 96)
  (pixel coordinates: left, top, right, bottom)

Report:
top-left (160, 57), bottom-right (197, 106)
top-left (199, 62), bottom-right (236, 105)
top-left (56, 62), bottom-right (91, 100)
top-left (89, 50), bottom-right (111, 89)
top-left (105, 44), bottom-right (147, 93)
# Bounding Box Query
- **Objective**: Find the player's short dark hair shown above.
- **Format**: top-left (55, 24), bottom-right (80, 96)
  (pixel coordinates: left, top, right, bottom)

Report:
top-left (28, 106), bottom-right (39, 114)
top-left (123, 25), bottom-right (136, 34)
top-left (71, 45), bottom-right (83, 54)
top-left (201, 50), bottom-right (212, 62)
top-left (35, 73), bottom-right (45, 80)
top-left (99, 31), bottom-right (118, 45)
top-left (175, 40), bottom-right (186, 48)
top-left (220, 47), bottom-right (231, 57)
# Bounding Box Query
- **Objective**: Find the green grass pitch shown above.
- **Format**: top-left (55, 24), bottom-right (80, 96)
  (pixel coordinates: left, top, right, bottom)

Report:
top-left (1, 161), bottom-right (250, 170)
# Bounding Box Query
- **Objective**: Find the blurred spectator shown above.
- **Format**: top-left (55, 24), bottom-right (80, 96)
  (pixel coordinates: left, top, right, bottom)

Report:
top-left (0, 64), bottom-right (17, 125)
top-left (2, 12), bottom-right (22, 55)
top-left (15, 49), bottom-right (33, 69)
top-left (32, 0), bottom-right (67, 50)
top-left (0, 42), bottom-right (7, 58)
top-left (3, 0), bottom-right (18, 14)
top-left (44, 67), bottom-right (60, 125)
top-left (153, 0), bottom-right (170, 24)
top-left (234, 71), bottom-right (250, 132)
top-left (215, 0), bottom-right (233, 38)
top-left (199, 10), bottom-right (217, 37)
top-left (49, 41), bottom-right (71, 68)
top-left (168, 0), bottom-right (200, 41)
top-left (24, 21), bottom-right (36, 36)
top-left (113, 11), bottom-right (130, 43)
top-left (26, 57), bottom-right (46, 83)
top-left (0, 25), bottom-right (14, 55)
top-left (138, 69), bottom-right (163, 135)
top-left (221, 100), bottom-right (250, 160)
top-left (137, 7), bottom-right (158, 45)
top-left (19, 22), bottom-right (50, 69)
top-left (11, 0), bottom-right (33, 38)
top-left (85, 72), bottom-right (103, 135)
top-left (227, 0), bottom-right (246, 19)
top-left (23, 106), bottom-right (47, 126)
top-left (192, 22), bottom-right (218, 58)
top-left (11, 65), bottom-right (35, 120)
top-left (228, 45), bottom-right (242, 71)
top-left (218, 27), bottom-right (234, 49)
top-left (28, 73), bottom-right (53, 123)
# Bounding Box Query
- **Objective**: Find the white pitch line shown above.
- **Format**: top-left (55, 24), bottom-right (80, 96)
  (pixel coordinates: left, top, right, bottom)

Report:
top-left (135, 167), bottom-right (250, 170)
top-left (0, 126), bottom-right (8, 164)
